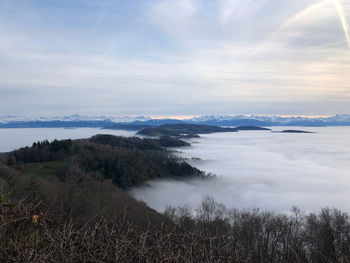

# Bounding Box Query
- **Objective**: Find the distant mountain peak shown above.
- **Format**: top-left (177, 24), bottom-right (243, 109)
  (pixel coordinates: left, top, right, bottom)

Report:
top-left (1, 114), bottom-right (350, 127)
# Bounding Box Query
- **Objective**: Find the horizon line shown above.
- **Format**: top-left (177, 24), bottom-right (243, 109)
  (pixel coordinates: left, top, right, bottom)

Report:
top-left (1, 114), bottom-right (345, 120)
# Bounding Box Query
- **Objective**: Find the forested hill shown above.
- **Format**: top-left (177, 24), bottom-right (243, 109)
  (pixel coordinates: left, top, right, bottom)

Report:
top-left (0, 134), bottom-right (201, 189)
top-left (2, 134), bottom-right (350, 262)
top-left (137, 124), bottom-right (270, 138)
top-left (137, 124), bottom-right (237, 137)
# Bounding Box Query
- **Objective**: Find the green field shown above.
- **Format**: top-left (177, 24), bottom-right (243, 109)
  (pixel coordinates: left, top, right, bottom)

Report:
top-left (23, 159), bottom-right (68, 179)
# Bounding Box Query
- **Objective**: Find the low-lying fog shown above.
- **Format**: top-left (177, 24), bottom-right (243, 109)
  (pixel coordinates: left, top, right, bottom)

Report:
top-left (130, 127), bottom-right (350, 213)
top-left (0, 128), bottom-right (135, 152)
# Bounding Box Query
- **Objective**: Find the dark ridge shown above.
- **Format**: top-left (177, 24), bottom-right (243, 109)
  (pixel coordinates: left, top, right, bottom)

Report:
top-left (137, 124), bottom-right (271, 138)
top-left (137, 124), bottom-right (237, 138)
top-left (278, 129), bottom-right (315, 133)
top-left (233, 126), bottom-right (271, 131)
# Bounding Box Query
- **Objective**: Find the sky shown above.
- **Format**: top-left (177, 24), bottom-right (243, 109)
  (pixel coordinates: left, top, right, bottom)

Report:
top-left (0, 0), bottom-right (350, 117)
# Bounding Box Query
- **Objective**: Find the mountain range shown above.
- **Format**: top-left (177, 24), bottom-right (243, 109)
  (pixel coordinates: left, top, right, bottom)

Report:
top-left (2, 114), bottom-right (350, 128)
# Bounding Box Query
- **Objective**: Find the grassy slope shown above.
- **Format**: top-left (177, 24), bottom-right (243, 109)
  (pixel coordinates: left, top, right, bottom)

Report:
top-left (23, 159), bottom-right (68, 179)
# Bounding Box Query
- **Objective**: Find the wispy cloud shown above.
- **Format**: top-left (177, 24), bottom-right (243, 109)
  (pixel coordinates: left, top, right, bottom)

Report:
top-left (0, 0), bottom-right (349, 116)
top-left (334, 0), bottom-right (350, 48)
top-left (277, 0), bottom-right (332, 33)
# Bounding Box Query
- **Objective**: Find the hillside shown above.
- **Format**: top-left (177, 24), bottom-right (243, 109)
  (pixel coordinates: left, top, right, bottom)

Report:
top-left (0, 134), bottom-right (200, 189)
top-left (137, 124), bottom-right (237, 137)
top-left (1, 134), bottom-right (349, 262)
top-left (137, 124), bottom-right (270, 138)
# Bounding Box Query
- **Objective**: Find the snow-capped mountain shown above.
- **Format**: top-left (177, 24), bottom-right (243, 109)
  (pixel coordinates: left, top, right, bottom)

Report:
top-left (188, 114), bottom-right (350, 126)
top-left (1, 114), bottom-right (350, 127)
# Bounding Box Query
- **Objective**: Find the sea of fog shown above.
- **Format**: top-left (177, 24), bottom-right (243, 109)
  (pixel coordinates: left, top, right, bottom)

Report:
top-left (0, 128), bottom-right (135, 153)
top-left (1, 127), bottom-right (350, 213)
top-left (130, 127), bottom-right (350, 213)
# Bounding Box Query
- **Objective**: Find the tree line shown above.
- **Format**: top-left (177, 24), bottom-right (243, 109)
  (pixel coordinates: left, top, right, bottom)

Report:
top-left (0, 135), bottom-right (201, 189)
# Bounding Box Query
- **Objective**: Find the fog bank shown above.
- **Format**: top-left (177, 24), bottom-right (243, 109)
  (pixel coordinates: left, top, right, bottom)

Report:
top-left (0, 128), bottom-right (136, 152)
top-left (130, 127), bottom-right (350, 213)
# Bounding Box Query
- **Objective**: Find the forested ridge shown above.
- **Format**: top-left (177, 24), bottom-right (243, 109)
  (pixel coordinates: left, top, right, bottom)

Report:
top-left (1, 134), bottom-right (199, 189)
top-left (1, 135), bottom-right (350, 262)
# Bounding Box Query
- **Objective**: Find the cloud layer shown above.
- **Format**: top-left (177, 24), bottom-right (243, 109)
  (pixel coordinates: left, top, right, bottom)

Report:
top-left (130, 127), bottom-right (350, 213)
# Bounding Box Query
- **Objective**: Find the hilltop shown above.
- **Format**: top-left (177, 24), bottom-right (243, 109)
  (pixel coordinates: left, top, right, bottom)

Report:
top-left (136, 124), bottom-right (270, 138)
top-left (137, 124), bottom-right (237, 138)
